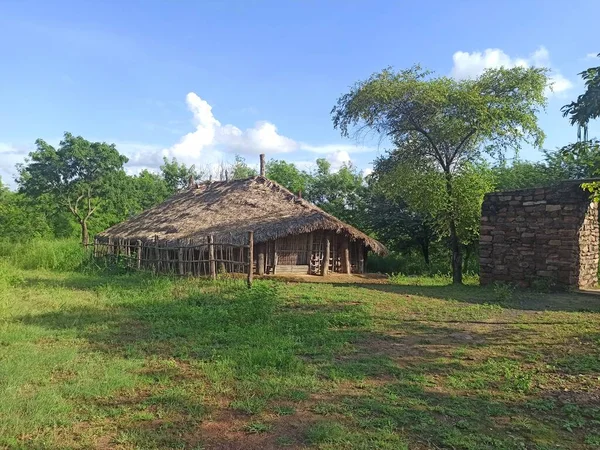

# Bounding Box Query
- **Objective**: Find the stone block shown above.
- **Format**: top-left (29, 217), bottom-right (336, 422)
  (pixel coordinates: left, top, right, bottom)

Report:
top-left (546, 204), bottom-right (562, 212)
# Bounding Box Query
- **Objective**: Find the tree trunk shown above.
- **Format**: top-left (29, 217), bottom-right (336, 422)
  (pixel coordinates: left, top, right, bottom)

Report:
top-left (80, 220), bottom-right (89, 246)
top-left (463, 244), bottom-right (472, 273)
top-left (449, 221), bottom-right (462, 284)
top-left (419, 239), bottom-right (430, 265)
top-left (445, 171), bottom-right (462, 284)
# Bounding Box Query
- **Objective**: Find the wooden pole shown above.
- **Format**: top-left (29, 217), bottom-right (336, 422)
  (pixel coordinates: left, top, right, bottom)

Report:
top-left (343, 240), bottom-right (351, 275)
top-left (208, 235), bottom-right (216, 280)
top-left (177, 241), bottom-right (184, 276)
top-left (259, 154), bottom-right (265, 177)
top-left (247, 231), bottom-right (254, 288)
top-left (358, 244), bottom-right (365, 274)
top-left (154, 236), bottom-right (160, 272)
top-left (257, 243), bottom-right (265, 276)
top-left (322, 233), bottom-right (330, 276)
top-left (136, 240), bottom-right (142, 270)
top-left (307, 233), bottom-right (313, 274)
top-left (273, 239), bottom-right (278, 274)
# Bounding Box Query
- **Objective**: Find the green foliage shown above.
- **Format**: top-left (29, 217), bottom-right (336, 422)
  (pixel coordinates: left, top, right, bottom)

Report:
top-left (17, 132), bottom-right (129, 244)
top-left (230, 154), bottom-right (258, 179)
top-left (160, 156), bottom-right (203, 193)
top-left (492, 281), bottom-right (516, 302)
top-left (334, 65), bottom-right (547, 284)
top-left (0, 239), bottom-right (87, 271)
top-left (0, 180), bottom-right (52, 241)
top-left (265, 159), bottom-right (310, 194)
top-left (561, 53), bottom-right (600, 140)
top-left (1, 247), bottom-right (600, 448)
top-left (307, 158), bottom-right (368, 227)
top-left (492, 159), bottom-right (556, 190)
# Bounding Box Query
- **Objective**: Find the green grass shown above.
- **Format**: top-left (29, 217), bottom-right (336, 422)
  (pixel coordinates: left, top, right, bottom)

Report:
top-left (1, 251), bottom-right (600, 449)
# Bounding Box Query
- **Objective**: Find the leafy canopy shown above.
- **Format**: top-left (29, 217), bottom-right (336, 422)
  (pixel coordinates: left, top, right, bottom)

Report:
top-left (561, 53), bottom-right (600, 141)
top-left (17, 132), bottom-right (129, 244)
top-left (332, 66), bottom-right (548, 172)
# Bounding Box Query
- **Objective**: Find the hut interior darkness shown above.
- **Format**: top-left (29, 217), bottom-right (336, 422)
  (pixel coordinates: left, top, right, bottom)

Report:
top-left (96, 159), bottom-right (386, 277)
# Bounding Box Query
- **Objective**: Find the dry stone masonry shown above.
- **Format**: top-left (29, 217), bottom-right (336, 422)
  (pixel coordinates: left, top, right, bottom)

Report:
top-left (480, 181), bottom-right (599, 289)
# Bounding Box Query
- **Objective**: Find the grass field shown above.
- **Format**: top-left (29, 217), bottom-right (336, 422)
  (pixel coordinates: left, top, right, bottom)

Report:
top-left (1, 255), bottom-right (600, 449)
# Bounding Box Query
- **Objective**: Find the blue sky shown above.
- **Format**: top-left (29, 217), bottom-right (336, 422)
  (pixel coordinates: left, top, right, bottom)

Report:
top-left (1, 0), bottom-right (599, 187)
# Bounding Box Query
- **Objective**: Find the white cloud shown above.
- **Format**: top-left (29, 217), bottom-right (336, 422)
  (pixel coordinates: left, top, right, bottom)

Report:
top-left (585, 52), bottom-right (599, 60)
top-left (2, 93), bottom-right (376, 187)
top-left (450, 46), bottom-right (573, 96)
top-left (0, 143), bottom-right (29, 190)
top-left (128, 92), bottom-right (374, 173)
top-left (326, 150), bottom-right (351, 171)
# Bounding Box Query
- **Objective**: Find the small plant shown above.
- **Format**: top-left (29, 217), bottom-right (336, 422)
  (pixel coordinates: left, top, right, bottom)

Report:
top-left (531, 277), bottom-right (562, 293)
top-left (492, 281), bottom-right (516, 302)
top-left (230, 397), bottom-right (266, 415)
top-left (243, 422), bottom-right (271, 434)
top-left (273, 405), bottom-right (295, 416)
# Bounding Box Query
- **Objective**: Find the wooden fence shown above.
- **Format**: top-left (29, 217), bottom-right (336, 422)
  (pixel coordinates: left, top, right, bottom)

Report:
top-left (93, 231), bottom-right (254, 287)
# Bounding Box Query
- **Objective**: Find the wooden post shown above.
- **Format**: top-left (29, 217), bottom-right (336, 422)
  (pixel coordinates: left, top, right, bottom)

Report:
top-left (208, 235), bottom-right (216, 280)
top-left (259, 154), bottom-right (265, 177)
top-left (136, 240), bottom-right (142, 270)
top-left (273, 239), bottom-right (278, 274)
top-left (257, 243), bottom-right (265, 276)
top-left (343, 240), bottom-right (351, 275)
top-left (358, 244), bottom-right (365, 274)
top-left (154, 236), bottom-right (160, 272)
top-left (307, 233), bottom-right (313, 274)
top-left (177, 241), bottom-right (184, 276)
top-left (321, 233), bottom-right (330, 276)
top-left (247, 231), bottom-right (254, 288)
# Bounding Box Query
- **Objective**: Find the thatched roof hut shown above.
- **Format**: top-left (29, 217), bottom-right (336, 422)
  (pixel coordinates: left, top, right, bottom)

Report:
top-left (97, 176), bottom-right (386, 275)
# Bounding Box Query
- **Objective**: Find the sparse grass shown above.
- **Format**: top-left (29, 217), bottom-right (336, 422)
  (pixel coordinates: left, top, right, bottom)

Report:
top-left (1, 246), bottom-right (600, 449)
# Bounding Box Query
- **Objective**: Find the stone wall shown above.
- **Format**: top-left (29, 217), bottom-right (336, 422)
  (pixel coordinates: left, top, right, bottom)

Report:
top-left (480, 181), bottom-right (599, 289)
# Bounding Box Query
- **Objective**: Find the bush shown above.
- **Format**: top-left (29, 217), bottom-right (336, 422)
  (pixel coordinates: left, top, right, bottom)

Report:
top-left (367, 249), bottom-right (479, 276)
top-left (0, 239), bottom-right (88, 271)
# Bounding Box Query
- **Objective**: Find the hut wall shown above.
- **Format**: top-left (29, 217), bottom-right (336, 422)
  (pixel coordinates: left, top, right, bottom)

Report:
top-left (255, 232), bottom-right (367, 275)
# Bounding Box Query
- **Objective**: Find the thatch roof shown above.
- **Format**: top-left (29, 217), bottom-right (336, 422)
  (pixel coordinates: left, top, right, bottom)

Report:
top-left (97, 176), bottom-right (387, 254)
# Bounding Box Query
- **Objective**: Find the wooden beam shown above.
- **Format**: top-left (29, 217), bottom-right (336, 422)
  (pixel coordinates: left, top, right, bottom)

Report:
top-left (136, 240), bottom-right (142, 270)
top-left (259, 154), bottom-right (265, 177)
top-left (257, 243), bottom-right (265, 275)
top-left (247, 231), bottom-right (254, 288)
top-left (208, 235), bottom-right (216, 280)
top-left (177, 241), bottom-right (184, 276)
top-left (321, 233), bottom-right (330, 276)
top-left (358, 244), bottom-right (365, 274)
top-left (273, 239), bottom-right (278, 274)
top-left (307, 232), bottom-right (313, 274)
top-left (343, 240), bottom-right (351, 274)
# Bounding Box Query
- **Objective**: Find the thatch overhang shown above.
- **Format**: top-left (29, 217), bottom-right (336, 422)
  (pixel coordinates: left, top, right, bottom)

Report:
top-left (97, 176), bottom-right (387, 255)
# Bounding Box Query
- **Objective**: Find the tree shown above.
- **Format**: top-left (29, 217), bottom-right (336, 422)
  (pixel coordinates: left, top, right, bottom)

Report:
top-left (230, 155), bottom-right (258, 180)
top-left (306, 159), bottom-right (367, 228)
top-left (544, 140), bottom-right (600, 180)
top-left (561, 54), bottom-right (600, 141)
top-left (0, 179), bottom-right (52, 241)
top-left (266, 159), bottom-right (311, 194)
top-left (17, 132), bottom-right (128, 245)
top-left (363, 180), bottom-right (436, 264)
top-left (160, 157), bottom-right (203, 193)
top-left (492, 159), bottom-right (555, 191)
top-left (333, 66), bottom-right (547, 283)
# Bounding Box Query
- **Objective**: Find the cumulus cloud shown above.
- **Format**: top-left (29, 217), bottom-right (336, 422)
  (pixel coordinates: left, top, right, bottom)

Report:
top-left (130, 92), bottom-right (371, 173)
top-left (450, 46), bottom-right (573, 96)
top-left (0, 143), bottom-right (29, 190)
top-left (3, 93), bottom-right (374, 187)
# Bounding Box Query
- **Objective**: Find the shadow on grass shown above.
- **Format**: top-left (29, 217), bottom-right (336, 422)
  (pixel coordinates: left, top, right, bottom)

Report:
top-left (333, 282), bottom-right (600, 313)
top-left (12, 274), bottom-right (600, 449)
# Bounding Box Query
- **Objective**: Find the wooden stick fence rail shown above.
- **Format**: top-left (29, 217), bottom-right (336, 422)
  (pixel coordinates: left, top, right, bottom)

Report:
top-left (91, 232), bottom-right (254, 287)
